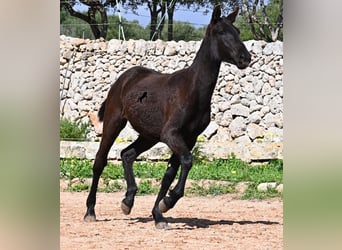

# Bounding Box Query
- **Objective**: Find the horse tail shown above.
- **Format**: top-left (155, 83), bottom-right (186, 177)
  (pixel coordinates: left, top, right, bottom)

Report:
top-left (98, 100), bottom-right (106, 122)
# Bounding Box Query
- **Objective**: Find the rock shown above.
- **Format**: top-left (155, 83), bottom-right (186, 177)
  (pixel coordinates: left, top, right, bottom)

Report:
top-left (218, 110), bottom-right (233, 127)
top-left (248, 142), bottom-right (283, 160)
top-left (276, 184), bottom-right (283, 193)
top-left (266, 41), bottom-right (283, 56)
top-left (257, 182), bottom-right (277, 192)
top-left (235, 182), bottom-right (249, 194)
top-left (94, 69), bottom-right (103, 79)
top-left (155, 39), bottom-right (166, 55)
top-left (229, 117), bottom-right (246, 138)
top-left (252, 40), bottom-right (266, 54)
top-left (231, 103), bottom-right (249, 117)
top-left (134, 39), bottom-right (147, 56)
top-left (234, 135), bottom-right (251, 144)
top-left (269, 95), bottom-right (283, 114)
top-left (264, 113), bottom-right (283, 128)
top-left (202, 121), bottom-right (219, 139)
top-left (107, 39), bottom-right (122, 53)
top-left (83, 89), bottom-right (93, 100)
top-left (247, 123), bottom-right (265, 140)
top-left (164, 41), bottom-right (177, 56)
top-left (261, 82), bottom-right (272, 96)
top-left (218, 101), bottom-right (230, 112)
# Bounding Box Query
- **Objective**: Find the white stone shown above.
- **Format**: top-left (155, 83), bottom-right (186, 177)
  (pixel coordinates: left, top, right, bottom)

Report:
top-left (257, 182), bottom-right (277, 192)
top-left (202, 121), bottom-right (219, 139)
top-left (229, 117), bottom-right (246, 138)
top-left (231, 103), bottom-right (250, 117)
top-left (107, 39), bottom-right (122, 53)
top-left (247, 123), bottom-right (265, 140)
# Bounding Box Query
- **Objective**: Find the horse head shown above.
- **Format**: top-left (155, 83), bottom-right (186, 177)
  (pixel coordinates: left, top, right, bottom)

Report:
top-left (206, 5), bottom-right (251, 69)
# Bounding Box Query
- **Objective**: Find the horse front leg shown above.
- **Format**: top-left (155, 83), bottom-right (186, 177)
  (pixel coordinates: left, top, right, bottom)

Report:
top-left (152, 154), bottom-right (180, 229)
top-left (159, 153), bottom-right (192, 214)
top-left (154, 130), bottom-right (194, 228)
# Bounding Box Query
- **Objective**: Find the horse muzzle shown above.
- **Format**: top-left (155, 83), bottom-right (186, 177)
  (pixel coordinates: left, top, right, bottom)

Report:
top-left (236, 51), bottom-right (251, 69)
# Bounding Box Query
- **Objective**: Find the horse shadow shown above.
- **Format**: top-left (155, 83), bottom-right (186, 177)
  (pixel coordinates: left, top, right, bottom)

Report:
top-left (125, 216), bottom-right (280, 230)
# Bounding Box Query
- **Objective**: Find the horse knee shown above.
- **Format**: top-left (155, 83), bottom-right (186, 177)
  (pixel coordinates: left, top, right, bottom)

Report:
top-left (181, 154), bottom-right (192, 170)
top-left (121, 148), bottom-right (136, 164)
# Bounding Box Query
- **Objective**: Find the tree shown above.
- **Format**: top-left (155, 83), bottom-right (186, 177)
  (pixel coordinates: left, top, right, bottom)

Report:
top-left (60, 9), bottom-right (95, 39)
top-left (60, 9), bottom-right (149, 40)
top-left (125, 1), bottom-right (243, 41)
top-left (161, 21), bottom-right (205, 41)
top-left (60, 0), bottom-right (116, 39)
top-left (123, 0), bottom-right (165, 40)
top-left (241, 0), bottom-right (283, 41)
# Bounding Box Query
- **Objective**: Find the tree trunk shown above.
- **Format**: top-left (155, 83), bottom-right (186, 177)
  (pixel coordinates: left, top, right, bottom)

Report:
top-left (148, 2), bottom-right (159, 40)
top-left (157, 4), bottom-right (166, 40)
top-left (167, 0), bottom-right (176, 41)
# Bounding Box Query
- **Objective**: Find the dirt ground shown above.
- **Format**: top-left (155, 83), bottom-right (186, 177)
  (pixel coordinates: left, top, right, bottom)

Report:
top-left (60, 189), bottom-right (283, 250)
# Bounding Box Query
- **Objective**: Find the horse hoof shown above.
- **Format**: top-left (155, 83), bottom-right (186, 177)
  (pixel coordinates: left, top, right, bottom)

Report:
top-left (158, 199), bottom-right (169, 213)
top-left (121, 201), bottom-right (132, 215)
top-left (155, 221), bottom-right (169, 230)
top-left (84, 214), bottom-right (96, 222)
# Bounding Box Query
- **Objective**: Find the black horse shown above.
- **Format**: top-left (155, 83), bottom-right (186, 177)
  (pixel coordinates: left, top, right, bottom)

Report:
top-left (84, 5), bottom-right (251, 229)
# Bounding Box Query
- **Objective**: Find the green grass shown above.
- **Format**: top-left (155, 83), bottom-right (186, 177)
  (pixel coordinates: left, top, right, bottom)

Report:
top-left (186, 181), bottom-right (236, 196)
top-left (60, 156), bottom-right (283, 199)
top-left (242, 182), bottom-right (282, 200)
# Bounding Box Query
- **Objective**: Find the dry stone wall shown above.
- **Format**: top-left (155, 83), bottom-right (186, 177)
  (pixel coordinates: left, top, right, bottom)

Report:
top-left (60, 35), bottom-right (283, 161)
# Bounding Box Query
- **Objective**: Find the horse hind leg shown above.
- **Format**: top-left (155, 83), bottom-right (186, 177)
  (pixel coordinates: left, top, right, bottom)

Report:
top-left (84, 115), bottom-right (127, 222)
top-left (120, 136), bottom-right (157, 215)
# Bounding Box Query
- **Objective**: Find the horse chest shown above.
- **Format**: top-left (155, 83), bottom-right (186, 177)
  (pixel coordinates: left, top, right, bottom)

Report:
top-left (185, 108), bottom-right (211, 135)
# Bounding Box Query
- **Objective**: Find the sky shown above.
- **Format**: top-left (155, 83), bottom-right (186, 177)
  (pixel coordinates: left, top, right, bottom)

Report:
top-left (75, 4), bottom-right (213, 28)
top-left (119, 6), bottom-right (212, 28)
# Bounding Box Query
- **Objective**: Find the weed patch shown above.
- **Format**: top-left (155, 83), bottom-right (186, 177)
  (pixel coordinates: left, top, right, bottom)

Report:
top-left (60, 156), bottom-right (283, 199)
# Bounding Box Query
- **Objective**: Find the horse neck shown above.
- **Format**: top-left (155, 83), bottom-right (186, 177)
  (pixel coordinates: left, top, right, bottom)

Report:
top-left (189, 37), bottom-right (221, 96)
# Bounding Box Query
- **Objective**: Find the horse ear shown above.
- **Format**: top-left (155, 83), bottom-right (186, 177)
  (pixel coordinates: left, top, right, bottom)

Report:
top-left (227, 7), bottom-right (239, 23)
top-left (211, 5), bottom-right (222, 23)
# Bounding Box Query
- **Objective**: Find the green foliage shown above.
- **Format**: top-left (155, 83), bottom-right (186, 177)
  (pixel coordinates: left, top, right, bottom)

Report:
top-left (235, 0), bottom-right (283, 41)
top-left (60, 157), bottom-right (283, 199)
top-left (60, 118), bottom-right (90, 141)
top-left (102, 164), bottom-right (124, 180)
top-left (69, 183), bottom-right (90, 192)
top-left (186, 182), bottom-right (235, 196)
top-left (106, 16), bottom-right (149, 40)
top-left (61, 10), bottom-right (206, 41)
top-left (192, 144), bottom-right (209, 165)
top-left (60, 10), bottom-right (94, 39)
top-left (60, 10), bottom-right (149, 40)
top-left (60, 158), bottom-right (93, 181)
top-left (137, 180), bottom-right (158, 195)
top-left (235, 16), bottom-right (254, 41)
top-left (242, 183), bottom-right (282, 200)
top-left (99, 180), bottom-right (125, 193)
top-left (161, 21), bottom-right (205, 41)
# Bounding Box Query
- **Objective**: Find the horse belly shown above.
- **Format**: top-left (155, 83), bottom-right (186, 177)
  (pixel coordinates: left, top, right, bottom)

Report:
top-left (123, 91), bottom-right (164, 139)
